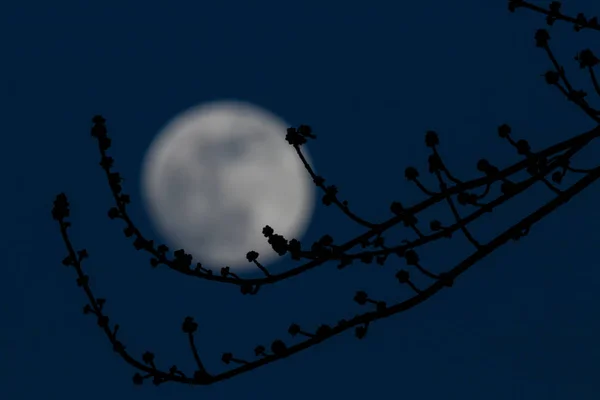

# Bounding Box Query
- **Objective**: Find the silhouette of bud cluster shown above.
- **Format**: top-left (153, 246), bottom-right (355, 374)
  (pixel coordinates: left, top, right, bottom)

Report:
top-left (53, 1), bottom-right (600, 387)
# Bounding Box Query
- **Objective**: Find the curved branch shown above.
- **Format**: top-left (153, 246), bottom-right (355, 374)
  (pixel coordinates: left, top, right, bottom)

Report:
top-left (88, 118), bottom-right (600, 288)
top-left (53, 165), bottom-right (600, 385)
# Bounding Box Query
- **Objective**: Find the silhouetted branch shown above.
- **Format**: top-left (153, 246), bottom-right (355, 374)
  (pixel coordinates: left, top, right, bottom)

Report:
top-left (52, 162), bottom-right (600, 385)
top-left (286, 126), bottom-right (378, 229)
top-left (53, 0), bottom-right (600, 387)
top-left (509, 0), bottom-right (600, 32)
top-left (87, 114), bottom-right (600, 288)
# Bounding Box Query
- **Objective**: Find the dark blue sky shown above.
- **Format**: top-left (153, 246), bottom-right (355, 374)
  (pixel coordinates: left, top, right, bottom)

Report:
top-left (2, 0), bottom-right (599, 399)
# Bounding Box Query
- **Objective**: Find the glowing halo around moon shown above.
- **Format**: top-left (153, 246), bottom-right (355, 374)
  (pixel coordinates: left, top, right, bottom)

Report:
top-left (140, 100), bottom-right (316, 272)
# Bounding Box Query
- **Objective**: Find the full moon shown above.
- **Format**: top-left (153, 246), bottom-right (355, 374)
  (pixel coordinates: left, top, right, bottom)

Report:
top-left (140, 100), bottom-right (315, 272)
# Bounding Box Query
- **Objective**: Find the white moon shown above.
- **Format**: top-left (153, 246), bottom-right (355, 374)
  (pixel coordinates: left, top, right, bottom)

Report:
top-left (140, 100), bottom-right (315, 272)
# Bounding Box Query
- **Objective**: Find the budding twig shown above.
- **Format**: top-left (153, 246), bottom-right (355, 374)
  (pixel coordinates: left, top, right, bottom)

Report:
top-left (52, 0), bottom-right (600, 387)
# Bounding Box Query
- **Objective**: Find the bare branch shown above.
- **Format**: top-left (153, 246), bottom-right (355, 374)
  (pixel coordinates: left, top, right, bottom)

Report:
top-left (52, 0), bottom-right (600, 387)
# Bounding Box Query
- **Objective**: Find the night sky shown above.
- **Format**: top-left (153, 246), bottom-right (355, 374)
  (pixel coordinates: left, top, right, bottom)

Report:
top-left (2, 0), bottom-right (599, 399)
